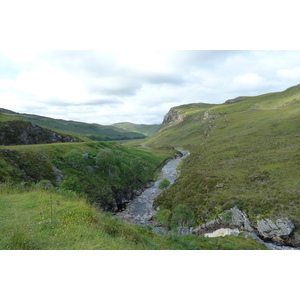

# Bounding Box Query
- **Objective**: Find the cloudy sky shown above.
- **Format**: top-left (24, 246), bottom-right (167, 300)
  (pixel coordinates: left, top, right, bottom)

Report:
top-left (1, 50), bottom-right (300, 125)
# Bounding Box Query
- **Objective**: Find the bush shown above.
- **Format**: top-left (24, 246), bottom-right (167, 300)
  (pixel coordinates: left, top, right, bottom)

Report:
top-left (171, 205), bottom-right (195, 229)
top-left (158, 179), bottom-right (170, 189)
top-left (153, 209), bottom-right (172, 227)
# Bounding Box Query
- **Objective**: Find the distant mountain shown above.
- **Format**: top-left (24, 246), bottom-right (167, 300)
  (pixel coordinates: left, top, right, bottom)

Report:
top-left (112, 122), bottom-right (161, 136)
top-left (0, 109), bottom-right (146, 141)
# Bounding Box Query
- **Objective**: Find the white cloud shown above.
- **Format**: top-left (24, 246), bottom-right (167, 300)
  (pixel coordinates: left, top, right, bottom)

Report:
top-left (16, 65), bottom-right (87, 103)
top-left (277, 67), bottom-right (300, 79)
top-left (233, 73), bottom-right (265, 88)
top-left (1, 50), bottom-right (300, 124)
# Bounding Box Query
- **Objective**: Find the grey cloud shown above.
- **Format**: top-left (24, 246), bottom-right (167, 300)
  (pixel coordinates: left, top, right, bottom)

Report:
top-left (42, 51), bottom-right (120, 77)
top-left (140, 72), bottom-right (185, 85)
top-left (87, 78), bottom-right (141, 97)
top-left (169, 50), bottom-right (246, 71)
top-left (84, 98), bottom-right (123, 106)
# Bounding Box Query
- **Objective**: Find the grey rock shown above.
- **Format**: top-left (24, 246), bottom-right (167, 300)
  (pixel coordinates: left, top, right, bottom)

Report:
top-left (192, 206), bottom-right (254, 235)
top-left (286, 232), bottom-right (300, 247)
top-left (230, 207), bottom-right (254, 232)
top-left (257, 217), bottom-right (295, 242)
top-left (52, 166), bottom-right (63, 185)
top-left (82, 153), bottom-right (89, 159)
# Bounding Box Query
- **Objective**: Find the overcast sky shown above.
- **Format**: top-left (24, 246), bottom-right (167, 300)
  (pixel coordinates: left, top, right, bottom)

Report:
top-left (1, 50), bottom-right (300, 125)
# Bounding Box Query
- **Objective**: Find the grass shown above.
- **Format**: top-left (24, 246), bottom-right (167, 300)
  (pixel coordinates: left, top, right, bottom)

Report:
top-left (135, 84), bottom-right (300, 231)
top-left (0, 141), bottom-right (172, 210)
top-left (0, 185), bottom-right (266, 250)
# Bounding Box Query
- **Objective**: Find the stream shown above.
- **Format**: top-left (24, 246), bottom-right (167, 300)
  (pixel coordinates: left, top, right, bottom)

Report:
top-left (115, 149), bottom-right (189, 227)
top-left (115, 148), bottom-right (298, 250)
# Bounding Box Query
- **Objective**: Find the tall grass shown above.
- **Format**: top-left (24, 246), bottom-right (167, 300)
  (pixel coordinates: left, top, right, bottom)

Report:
top-left (0, 184), bottom-right (266, 250)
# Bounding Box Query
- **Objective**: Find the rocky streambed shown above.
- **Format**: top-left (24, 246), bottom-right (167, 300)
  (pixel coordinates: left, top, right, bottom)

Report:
top-left (115, 149), bottom-right (189, 226)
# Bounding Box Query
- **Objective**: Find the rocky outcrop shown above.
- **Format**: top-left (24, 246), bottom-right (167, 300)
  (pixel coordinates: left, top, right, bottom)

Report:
top-left (202, 110), bottom-right (220, 139)
top-left (257, 217), bottom-right (295, 243)
top-left (191, 206), bottom-right (300, 248)
top-left (0, 120), bottom-right (80, 145)
top-left (162, 108), bottom-right (185, 128)
top-left (106, 181), bottom-right (156, 212)
top-left (191, 207), bottom-right (255, 235)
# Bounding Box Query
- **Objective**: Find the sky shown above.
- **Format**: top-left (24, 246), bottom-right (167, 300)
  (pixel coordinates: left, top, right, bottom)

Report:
top-left (1, 50), bottom-right (300, 125)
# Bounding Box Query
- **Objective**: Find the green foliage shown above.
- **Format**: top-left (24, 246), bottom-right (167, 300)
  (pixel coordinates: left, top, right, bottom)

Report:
top-left (220, 210), bottom-right (233, 225)
top-left (0, 186), bottom-right (267, 249)
top-left (158, 178), bottom-right (170, 189)
top-left (153, 209), bottom-right (172, 227)
top-left (171, 205), bottom-right (195, 229)
top-left (0, 141), bottom-right (167, 210)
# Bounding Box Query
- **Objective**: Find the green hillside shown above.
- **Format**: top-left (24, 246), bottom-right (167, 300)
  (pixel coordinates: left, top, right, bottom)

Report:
top-left (0, 109), bottom-right (146, 141)
top-left (0, 184), bottom-right (266, 250)
top-left (132, 84), bottom-right (300, 233)
top-left (0, 141), bottom-right (172, 211)
top-left (0, 140), bottom-right (266, 250)
top-left (0, 114), bottom-right (83, 145)
top-left (112, 122), bottom-right (161, 136)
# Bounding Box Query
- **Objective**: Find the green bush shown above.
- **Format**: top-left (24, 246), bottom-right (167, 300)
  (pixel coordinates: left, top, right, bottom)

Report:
top-left (158, 179), bottom-right (170, 189)
top-left (153, 209), bottom-right (172, 227)
top-left (171, 205), bottom-right (195, 229)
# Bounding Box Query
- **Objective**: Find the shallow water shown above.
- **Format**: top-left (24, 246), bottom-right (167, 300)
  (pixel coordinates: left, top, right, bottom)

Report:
top-left (115, 149), bottom-right (189, 225)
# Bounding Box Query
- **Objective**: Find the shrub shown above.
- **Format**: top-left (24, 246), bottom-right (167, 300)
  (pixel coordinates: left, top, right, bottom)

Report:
top-left (171, 205), bottom-right (195, 229)
top-left (153, 209), bottom-right (172, 227)
top-left (158, 179), bottom-right (170, 189)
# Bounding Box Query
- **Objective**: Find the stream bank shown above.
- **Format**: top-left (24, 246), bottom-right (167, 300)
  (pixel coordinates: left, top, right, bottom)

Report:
top-left (115, 149), bottom-right (189, 225)
top-left (115, 149), bottom-right (298, 250)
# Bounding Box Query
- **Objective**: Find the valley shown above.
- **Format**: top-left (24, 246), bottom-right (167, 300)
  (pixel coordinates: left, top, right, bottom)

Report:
top-left (1, 84), bottom-right (300, 249)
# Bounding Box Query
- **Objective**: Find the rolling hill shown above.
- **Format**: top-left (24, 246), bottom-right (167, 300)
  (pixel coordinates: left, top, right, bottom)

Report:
top-left (0, 109), bottom-right (146, 141)
top-left (112, 122), bottom-right (161, 136)
top-left (128, 84), bottom-right (300, 246)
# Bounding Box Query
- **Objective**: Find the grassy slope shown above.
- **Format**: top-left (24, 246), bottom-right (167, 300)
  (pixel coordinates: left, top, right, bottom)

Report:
top-left (136, 84), bottom-right (300, 229)
top-left (0, 110), bottom-right (145, 140)
top-left (0, 141), bottom-right (172, 211)
top-left (0, 114), bottom-right (84, 145)
top-left (0, 185), bottom-right (266, 250)
top-left (112, 122), bottom-right (161, 136)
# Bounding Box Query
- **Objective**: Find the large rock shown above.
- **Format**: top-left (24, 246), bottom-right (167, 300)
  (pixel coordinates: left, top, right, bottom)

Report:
top-left (229, 206), bottom-right (254, 232)
top-left (191, 206), bottom-right (254, 235)
top-left (257, 217), bottom-right (295, 243)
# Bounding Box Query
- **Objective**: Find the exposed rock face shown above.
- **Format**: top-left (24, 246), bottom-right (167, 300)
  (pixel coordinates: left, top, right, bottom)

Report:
top-left (191, 206), bottom-right (299, 248)
top-left (202, 110), bottom-right (220, 139)
top-left (257, 217), bottom-right (295, 243)
top-left (191, 207), bottom-right (255, 235)
top-left (230, 206), bottom-right (254, 232)
top-left (0, 120), bottom-right (79, 145)
top-left (162, 108), bottom-right (184, 128)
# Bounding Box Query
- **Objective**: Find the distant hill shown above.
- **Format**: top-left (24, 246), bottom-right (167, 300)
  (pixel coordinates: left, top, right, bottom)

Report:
top-left (112, 122), bottom-right (161, 136)
top-left (0, 109), bottom-right (146, 141)
top-left (0, 113), bottom-right (82, 145)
